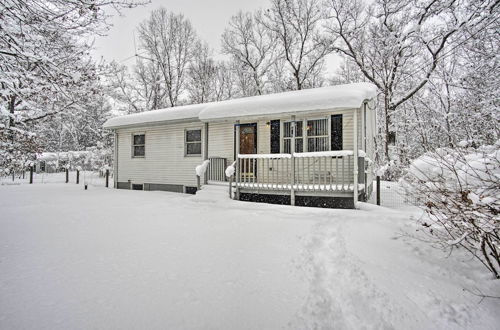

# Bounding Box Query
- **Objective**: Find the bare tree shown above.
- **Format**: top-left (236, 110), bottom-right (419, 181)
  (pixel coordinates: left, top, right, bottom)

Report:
top-left (0, 0), bottom-right (144, 172)
top-left (138, 8), bottom-right (198, 107)
top-left (213, 61), bottom-right (237, 101)
top-left (222, 11), bottom-right (276, 95)
top-left (325, 0), bottom-right (499, 161)
top-left (259, 0), bottom-right (332, 90)
top-left (186, 42), bottom-right (218, 104)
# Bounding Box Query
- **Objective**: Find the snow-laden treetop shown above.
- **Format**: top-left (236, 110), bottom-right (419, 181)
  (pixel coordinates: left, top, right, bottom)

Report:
top-left (103, 82), bottom-right (377, 129)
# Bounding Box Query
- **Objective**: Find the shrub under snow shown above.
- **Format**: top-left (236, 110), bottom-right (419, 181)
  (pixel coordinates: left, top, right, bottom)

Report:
top-left (402, 141), bottom-right (500, 278)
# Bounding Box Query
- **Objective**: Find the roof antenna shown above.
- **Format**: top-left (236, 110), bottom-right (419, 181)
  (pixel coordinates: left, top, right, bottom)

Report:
top-left (133, 30), bottom-right (138, 65)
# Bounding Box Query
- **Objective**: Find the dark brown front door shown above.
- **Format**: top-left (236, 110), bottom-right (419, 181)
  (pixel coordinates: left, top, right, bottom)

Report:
top-left (239, 123), bottom-right (257, 154)
top-left (239, 123), bottom-right (257, 179)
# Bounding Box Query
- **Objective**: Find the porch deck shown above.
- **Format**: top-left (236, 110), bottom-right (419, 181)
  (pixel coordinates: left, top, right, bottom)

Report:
top-left (223, 150), bottom-right (372, 205)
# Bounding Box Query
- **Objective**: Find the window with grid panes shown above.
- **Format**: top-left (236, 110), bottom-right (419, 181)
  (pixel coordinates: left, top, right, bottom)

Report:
top-left (132, 134), bottom-right (145, 157)
top-left (283, 121), bottom-right (303, 153)
top-left (185, 129), bottom-right (202, 155)
top-left (306, 119), bottom-right (329, 152)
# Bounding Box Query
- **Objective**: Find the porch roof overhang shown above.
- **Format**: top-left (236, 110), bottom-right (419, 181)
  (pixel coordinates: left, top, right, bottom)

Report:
top-left (103, 82), bottom-right (377, 129)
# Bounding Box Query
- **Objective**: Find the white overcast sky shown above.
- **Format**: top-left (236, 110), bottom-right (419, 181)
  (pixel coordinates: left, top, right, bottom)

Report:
top-left (92, 0), bottom-right (340, 74)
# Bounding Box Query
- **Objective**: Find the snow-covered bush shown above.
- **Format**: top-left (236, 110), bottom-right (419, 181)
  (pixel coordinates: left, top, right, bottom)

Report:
top-left (402, 142), bottom-right (500, 278)
top-left (0, 128), bottom-right (40, 176)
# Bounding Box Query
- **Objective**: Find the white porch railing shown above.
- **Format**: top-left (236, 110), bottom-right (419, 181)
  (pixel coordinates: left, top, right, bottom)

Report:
top-left (233, 151), bottom-right (364, 194)
top-left (207, 157), bottom-right (227, 182)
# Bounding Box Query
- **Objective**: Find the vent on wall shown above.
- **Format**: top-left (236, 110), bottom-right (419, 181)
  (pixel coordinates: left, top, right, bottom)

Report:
top-left (132, 184), bottom-right (144, 190)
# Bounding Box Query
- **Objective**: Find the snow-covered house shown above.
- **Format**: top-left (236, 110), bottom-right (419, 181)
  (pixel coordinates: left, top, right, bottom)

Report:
top-left (103, 82), bottom-right (377, 208)
top-left (35, 151), bottom-right (86, 173)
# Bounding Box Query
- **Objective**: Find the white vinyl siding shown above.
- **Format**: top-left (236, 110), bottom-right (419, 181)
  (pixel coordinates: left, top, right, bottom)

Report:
top-left (116, 122), bottom-right (203, 186)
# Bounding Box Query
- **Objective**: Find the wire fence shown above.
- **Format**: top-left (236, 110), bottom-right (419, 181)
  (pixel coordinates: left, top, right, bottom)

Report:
top-left (0, 170), bottom-right (112, 188)
top-left (2, 171), bottom-right (417, 210)
top-left (367, 179), bottom-right (418, 209)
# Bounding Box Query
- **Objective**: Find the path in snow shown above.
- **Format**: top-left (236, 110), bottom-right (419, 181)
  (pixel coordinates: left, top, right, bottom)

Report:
top-left (0, 183), bottom-right (498, 329)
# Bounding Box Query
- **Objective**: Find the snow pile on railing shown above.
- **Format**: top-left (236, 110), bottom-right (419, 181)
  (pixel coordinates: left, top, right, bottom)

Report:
top-left (237, 150), bottom-right (367, 159)
top-left (293, 150), bottom-right (355, 158)
top-left (195, 160), bottom-right (210, 177)
top-left (225, 161), bottom-right (236, 178)
top-left (238, 153), bottom-right (292, 159)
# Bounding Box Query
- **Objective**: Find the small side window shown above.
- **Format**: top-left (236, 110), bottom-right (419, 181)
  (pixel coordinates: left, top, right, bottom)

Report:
top-left (185, 129), bottom-right (202, 156)
top-left (132, 133), bottom-right (145, 157)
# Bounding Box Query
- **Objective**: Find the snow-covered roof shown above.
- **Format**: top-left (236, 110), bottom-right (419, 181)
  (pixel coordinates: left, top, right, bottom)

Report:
top-left (199, 82), bottom-right (377, 121)
top-left (103, 83), bottom-right (377, 129)
top-left (36, 151), bottom-right (90, 162)
top-left (103, 103), bottom-right (207, 129)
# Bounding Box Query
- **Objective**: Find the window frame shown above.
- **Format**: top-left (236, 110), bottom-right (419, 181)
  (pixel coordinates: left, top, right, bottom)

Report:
top-left (131, 132), bottom-right (146, 158)
top-left (184, 128), bottom-right (203, 157)
top-left (282, 120), bottom-right (304, 154)
top-left (281, 116), bottom-right (332, 153)
top-left (305, 117), bottom-right (330, 152)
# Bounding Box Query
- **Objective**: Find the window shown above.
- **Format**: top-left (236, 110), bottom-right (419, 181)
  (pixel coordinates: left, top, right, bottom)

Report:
top-left (307, 119), bottom-right (329, 152)
top-left (283, 121), bottom-right (303, 153)
top-left (185, 129), bottom-right (202, 155)
top-left (132, 133), bottom-right (145, 157)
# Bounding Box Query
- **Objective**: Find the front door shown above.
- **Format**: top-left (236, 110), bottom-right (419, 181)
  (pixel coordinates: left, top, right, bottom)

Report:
top-left (239, 123), bottom-right (257, 179)
top-left (240, 123), bottom-right (257, 154)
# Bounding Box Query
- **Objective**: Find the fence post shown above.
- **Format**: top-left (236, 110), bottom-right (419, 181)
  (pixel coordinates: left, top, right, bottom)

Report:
top-left (105, 169), bottom-right (109, 188)
top-left (76, 170), bottom-right (79, 184)
top-left (29, 166), bottom-right (33, 184)
top-left (376, 176), bottom-right (381, 206)
top-left (65, 168), bottom-right (69, 183)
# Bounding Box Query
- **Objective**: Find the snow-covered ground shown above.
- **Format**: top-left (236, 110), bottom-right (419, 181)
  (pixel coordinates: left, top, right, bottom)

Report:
top-left (0, 183), bottom-right (498, 329)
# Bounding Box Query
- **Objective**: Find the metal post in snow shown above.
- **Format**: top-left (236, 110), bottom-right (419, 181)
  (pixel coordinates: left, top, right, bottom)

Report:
top-left (196, 175), bottom-right (201, 191)
top-left (29, 166), bottom-right (33, 184)
top-left (105, 169), bottom-right (109, 188)
top-left (353, 107), bottom-right (359, 208)
top-left (376, 176), bottom-right (381, 206)
top-left (290, 115), bottom-right (296, 206)
top-left (76, 170), bottom-right (79, 184)
top-left (65, 168), bottom-right (69, 183)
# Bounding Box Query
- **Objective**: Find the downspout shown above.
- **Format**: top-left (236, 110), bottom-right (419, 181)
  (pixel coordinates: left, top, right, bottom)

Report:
top-left (353, 107), bottom-right (358, 208)
top-left (235, 120), bottom-right (241, 200)
top-left (363, 102), bottom-right (368, 198)
top-left (203, 122), bottom-right (209, 184)
top-left (113, 130), bottom-right (118, 188)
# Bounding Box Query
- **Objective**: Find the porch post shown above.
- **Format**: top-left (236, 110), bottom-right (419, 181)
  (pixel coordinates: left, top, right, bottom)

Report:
top-left (290, 115), bottom-right (296, 206)
top-left (203, 122), bottom-right (209, 184)
top-left (113, 131), bottom-right (118, 189)
top-left (235, 120), bottom-right (241, 200)
top-left (353, 107), bottom-right (359, 208)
